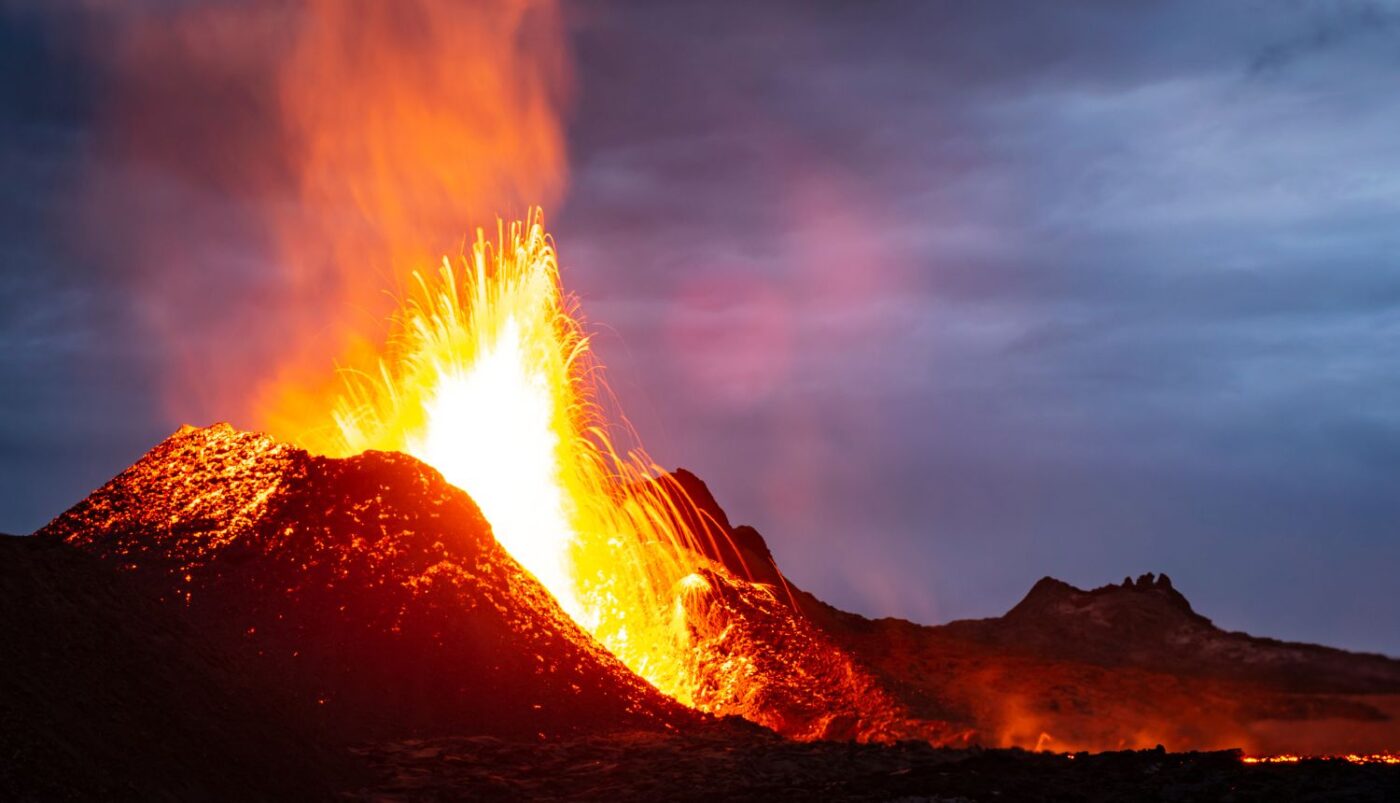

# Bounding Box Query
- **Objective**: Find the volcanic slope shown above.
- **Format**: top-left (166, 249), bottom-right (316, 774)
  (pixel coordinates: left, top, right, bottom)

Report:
top-left (799, 568), bottom-right (1400, 754)
top-left (659, 470), bottom-right (1400, 755)
top-left (641, 470), bottom-right (959, 743)
top-left (37, 424), bottom-right (697, 743)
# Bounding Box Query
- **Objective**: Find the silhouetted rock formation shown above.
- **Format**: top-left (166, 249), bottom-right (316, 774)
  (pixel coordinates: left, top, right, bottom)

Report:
top-left (946, 574), bottom-right (1399, 695)
top-left (792, 571), bottom-right (1400, 754)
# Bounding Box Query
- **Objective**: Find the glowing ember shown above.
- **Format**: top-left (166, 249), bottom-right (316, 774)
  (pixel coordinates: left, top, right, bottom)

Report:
top-left (319, 211), bottom-right (732, 703)
top-left (1242, 753), bottom-right (1400, 765)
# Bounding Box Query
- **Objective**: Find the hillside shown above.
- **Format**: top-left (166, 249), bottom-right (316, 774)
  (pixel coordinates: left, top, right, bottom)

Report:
top-left (36, 424), bottom-right (695, 742)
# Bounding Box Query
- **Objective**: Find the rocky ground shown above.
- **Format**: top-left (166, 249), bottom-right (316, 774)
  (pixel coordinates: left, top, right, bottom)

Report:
top-left (0, 535), bottom-right (356, 802)
top-left (344, 731), bottom-right (1400, 802)
top-left (6, 424), bottom-right (1399, 800)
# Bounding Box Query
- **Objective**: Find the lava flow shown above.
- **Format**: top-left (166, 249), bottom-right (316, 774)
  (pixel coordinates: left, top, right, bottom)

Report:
top-left (1242, 754), bottom-right (1400, 765)
top-left (306, 210), bottom-right (748, 707)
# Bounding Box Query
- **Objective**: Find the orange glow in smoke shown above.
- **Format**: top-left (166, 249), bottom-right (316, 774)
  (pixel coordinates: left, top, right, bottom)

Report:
top-left (133, 0), bottom-right (777, 712)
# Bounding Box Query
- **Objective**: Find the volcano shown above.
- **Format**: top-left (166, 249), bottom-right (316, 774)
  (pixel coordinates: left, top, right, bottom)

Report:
top-left (35, 423), bottom-right (693, 742)
top-left (30, 424), bottom-right (958, 745)
top-left (6, 423), bottom-right (1398, 800)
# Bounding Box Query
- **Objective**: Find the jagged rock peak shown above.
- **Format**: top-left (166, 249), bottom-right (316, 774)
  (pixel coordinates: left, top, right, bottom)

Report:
top-left (657, 468), bottom-right (783, 587)
top-left (1123, 572), bottom-right (1174, 591)
top-left (1007, 572), bottom-right (1204, 625)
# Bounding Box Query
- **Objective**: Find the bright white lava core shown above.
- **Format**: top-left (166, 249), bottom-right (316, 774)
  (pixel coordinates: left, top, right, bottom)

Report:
top-left (406, 316), bottom-right (582, 621)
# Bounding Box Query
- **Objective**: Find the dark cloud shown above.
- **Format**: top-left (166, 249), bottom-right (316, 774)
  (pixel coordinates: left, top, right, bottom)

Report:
top-left (556, 0), bottom-right (1400, 654)
top-left (2, 1), bottom-right (1398, 653)
top-left (0, 4), bottom-right (168, 530)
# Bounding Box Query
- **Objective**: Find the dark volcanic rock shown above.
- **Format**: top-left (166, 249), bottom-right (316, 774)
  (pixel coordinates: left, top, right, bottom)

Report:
top-left (37, 424), bottom-right (696, 744)
top-left (643, 470), bottom-right (963, 743)
top-left (796, 573), bottom-right (1400, 754)
top-left (671, 480), bottom-right (1400, 754)
top-left (653, 469), bottom-right (784, 587)
top-left (944, 574), bottom-right (1400, 695)
top-left (0, 535), bottom-right (355, 802)
top-left (640, 466), bottom-right (1400, 753)
top-left (346, 731), bottom-right (1400, 802)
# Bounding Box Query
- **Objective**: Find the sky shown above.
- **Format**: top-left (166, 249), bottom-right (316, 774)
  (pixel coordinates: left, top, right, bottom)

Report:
top-left (2, 1), bottom-right (1398, 655)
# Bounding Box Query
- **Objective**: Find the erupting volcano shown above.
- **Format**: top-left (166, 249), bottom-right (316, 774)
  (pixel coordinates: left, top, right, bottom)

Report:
top-left (4, 1), bottom-right (1399, 800)
top-left (7, 213), bottom-right (1400, 798)
top-left (32, 210), bottom-right (954, 747)
top-left (13, 211), bottom-right (1399, 796)
top-left (311, 212), bottom-right (778, 708)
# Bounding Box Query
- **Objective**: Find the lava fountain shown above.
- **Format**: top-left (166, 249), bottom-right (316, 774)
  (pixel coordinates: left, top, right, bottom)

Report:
top-left (318, 210), bottom-right (735, 704)
top-left (101, 0), bottom-right (777, 714)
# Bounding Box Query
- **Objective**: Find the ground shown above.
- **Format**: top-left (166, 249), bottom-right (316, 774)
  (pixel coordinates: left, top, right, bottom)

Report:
top-left (344, 731), bottom-right (1400, 802)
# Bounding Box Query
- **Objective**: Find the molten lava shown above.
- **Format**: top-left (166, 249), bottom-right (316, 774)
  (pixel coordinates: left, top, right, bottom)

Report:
top-left (316, 211), bottom-right (736, 705)
top-left (1242, 754), bottom-right (1400, 765)
top-left (330, 218), bottom-right (586, 620)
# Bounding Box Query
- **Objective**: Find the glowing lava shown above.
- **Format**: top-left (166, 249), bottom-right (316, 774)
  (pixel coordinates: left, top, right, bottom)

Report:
top-left (410, 317), bottom-right (577, 615)
top-left (323, 211), bottom-right (727, 702)
top-left (1242, 753), bottom-right (1400, 765)
top-left (332, 223), bottom-right (585, 619)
